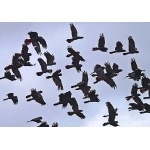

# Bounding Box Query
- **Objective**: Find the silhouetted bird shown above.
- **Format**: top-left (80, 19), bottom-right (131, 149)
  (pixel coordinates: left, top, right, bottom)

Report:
top-left (52, 122), bottom-right (58, 127)
top-left (92, 33), bottom-right (108, 52)
top-left (66, 23), bottom-right (84, 43)
top-left (36, 58), bottom-right (52, 76)
top-left (37, 121), bottom-right (49, 127)
top-left (27, 117), bottom-right (42, 123)
top-left (68, 98), bottom-right (85, 119)
top-left (103, 102), bottom-right (119, 127)
top-left (109, 41), bottom-right (126, 54)
top-left (26, 88), bottom-right (46, 105)
top-left (123, 36), bottom-right (139, 55)
top-left (44, 51), bottom-right (56, 66)
top-left (0, 71), bottom-right (16, 81)
top-left (46, 69), bottom-right (63, 90)
top-left (25, 31), bottom-right (47, 55)
top-left (3, 93), bottom-right (18, 105)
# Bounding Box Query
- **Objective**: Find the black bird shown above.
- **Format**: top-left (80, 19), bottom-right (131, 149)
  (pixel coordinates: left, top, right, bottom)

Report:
top-left (123, 36), bottom-right (139, 55)
top-left (66, 23), bottom-right (84, 43)
top-left (126, 83), bottom-right (140, 100)
top-left (27, 117), bottom-right (42, 123)
top-left (67, 98), bottom-right (85, 119)
top-left (109, 41), bottom-right (126, 54)
top-left (44, 51), bottom-right (56, 66)
top-left (103, 102), bottom-right (119, 127)
top-left (0, 71), bottom-right (16, 81)
top-left (36, 58), bottom-right (52, 76)
top-left (53, 91), bottom-right (72, 108)
top-left (126, 58), bottom-right (145, 81)
top-left (71, 71), bottom-right (91, 98)
top-left (3, 93), bottom-right (18, 105)
top-left (83, 89), bottom-right (100, 103)
top-left (37, 121), bottom-right (49, 127)
top-left (92, 33), bottom-right (108, 52)
top-left (25, 31), bottom-right (47, 55)
top-left (26, 88), bottom-right (46, 105)
top-left (46, 69), bottom-right (63, 90)
top-left (52, 122), bottom-right (58, 127)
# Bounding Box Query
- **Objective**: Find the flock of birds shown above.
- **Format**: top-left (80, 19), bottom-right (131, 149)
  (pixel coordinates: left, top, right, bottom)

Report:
top-left (0, 23), bottom-right (149, 127)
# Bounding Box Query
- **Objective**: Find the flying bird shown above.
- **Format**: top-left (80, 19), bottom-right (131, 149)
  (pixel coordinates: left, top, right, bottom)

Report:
top-left (123, 36), bottom-right (139, 55)
top-left (66, 23), bottom-right (84, 43)
top-left (92, 33), bottom-right (108, 52)
top-left (52, 122), bottom-right (58, 127)
top-left (67, 98), bottom-right (85, 119)
top-left (46, 69), bottom-right (63, 90)
top-left (103, 102), bottom-right (119, 127)
top-left (0, 71), bottom-right (16, 81)
top-left (24, 31), bottom-right (47, 55)
top-left (36, 58), bottom-right (52, 76)
top-left (109, 41), bottom-right (126, 54)
top-left (37, 121), bottom-right (49, 127)
top-left (44, 51), bottom-right (56, 66)
top-left (27, 117), bottom-right (42, 123)
top-left (3, 93), bottom-right (18, 105)
top-left (26, 88), bottom-right (46, 105)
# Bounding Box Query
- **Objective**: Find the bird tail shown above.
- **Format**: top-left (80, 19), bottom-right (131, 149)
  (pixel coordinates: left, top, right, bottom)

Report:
top-left (103, 122), bottom-right (109, 126)
top-left (46, 76), bottom-right (52, 79)
top-left (0, 77), bottom-right (5, 80)
top-left (123, 52), bottom-right (129, 55)
top-left (71, 85), bottom-right (77, 88)
top-left (103, 115), bottom-right (109, 117)
top-left (66, 39), bottom-right (73, 43)
top-left (126, 96), bottom-right (133, 101)
top-left (67, 112), bottom-right (75, 116)
top-left (92, 47), bottom-right (99, 51)
top-left (53, 102), bottom-right (61, 106)
top-left (109, 51), bottom-right (116, 54)
top-left (65, 65), bottom-right (73, 69)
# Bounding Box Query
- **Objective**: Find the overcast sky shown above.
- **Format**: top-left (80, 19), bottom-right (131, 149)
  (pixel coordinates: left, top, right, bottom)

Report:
top-left (0, 22), bottom-right (150, 127)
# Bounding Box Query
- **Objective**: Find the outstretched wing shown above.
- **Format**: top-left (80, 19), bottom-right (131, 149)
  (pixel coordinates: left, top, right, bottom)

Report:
top-left (12, 68), bottom-right (22, 81)
top-left (28, 31), bottom-right (38, 39)
top-left (69, 98), bottom-right (79, 111)
top-left (44, 51), bottom-right (55, 65)
top-left (67, 46), bottom-right (77, 56)
top-left (128, 36), bottom-right (136, 52)
top-left (131, 83), bottom-right (138, 95)
top-left (53, 76), bottom-right (63, 90)
top-left (82, 71), bottom-right (88, 85)
top-left (38, 58), bottom-right (47, 72)
top-left (38, 37), bottom-right (47, 49)
top-left (131, 58), bottom-right (138, 71)
top-left (70, 23), bottom-right (78, 38)
top-left (133, 96), bottom-right (143, 105)
top-left (21, 44), bottom-right (29, 54)
top-left (104, 78), bottom-right (117, 89)
top-left (98, 33), bottom-right (105, 47)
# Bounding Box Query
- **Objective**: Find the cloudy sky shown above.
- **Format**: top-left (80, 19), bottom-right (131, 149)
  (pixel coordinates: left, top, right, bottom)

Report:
top-left (0, 22), bottom-right (150, 128)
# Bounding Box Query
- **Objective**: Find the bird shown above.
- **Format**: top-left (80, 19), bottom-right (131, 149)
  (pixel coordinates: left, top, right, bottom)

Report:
top-left (71, 71), bottom-right (91, 98)
top-left (123, 36), bottom-right (139, 55)
top-left (44, 51), bottom-right (56, 66)
top-left (83, 89), bottom-right (100, 103)
top-left (112, 63), bottom-right (123, 74)
top-left (66, 23), bottom-right (84, 43)
top-left (26, 88), bottom-right (46, 105)
top-left (0, 71), bottom-right (16, 81)
top-left (3, 93), bottom-right (18, 105)
top-left (103, 102), bottom-right (119, 127)
top-left (67, 98), bottom-right (85, 119)
top-left (109, 41), bottom-right (126, 54)
top-left (46, 69), bottom-right (63, 90)
top-left (92, 33), bottom-right (108, 52)
top-left (36, 58), bottom-right (52, 76)
top-left (24, 31), bottom-right (47, 55)
top-left (37, 121), bottom-right (49, 127)
top-left (53, 91), bottom-right (72, 108)
top-left (126, 58), bottom-right (145, 81)
top-left (52, 122), bottom-right (58, 127)
top-left (27, 117), bottom-right (42, 123)
top-left (125, 83), bottom-right (140, 100)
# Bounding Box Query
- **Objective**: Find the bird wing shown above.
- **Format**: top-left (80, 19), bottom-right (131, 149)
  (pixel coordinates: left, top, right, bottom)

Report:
top-left (128, 36), bottom-right (136, 52)
top-left (115, 41), bottom-right (123, 51)
top-left (131, 58), bottom-right (138, 71)
top-left (53, 76), bottom-right (63, 90)
top-left (28, 31), bottom-right (38, 39)
top-left (38, 58), bottom-right (47, 72)
top-left (82, 71), bottom-right (88, 85)
top-left (67, 46), bottom-right (76, 54)
top-left (35, 92), bottom-right (46, 105)
top-left (32, 41), bottom-right (42, 55)
top-left (38, 37), bottom-right (47, 49)
top-left (98, 34), bottom-right (105, 47)
top-left (12, 68), bottom-right (22, 81)
top-left (131, 83), bottom-right (138, 95)
top-left (70, 23), bottom-right (78, 38)
top-left (112, 63), bottom-right (119, 72)
top-left (104, 78), bottom-right (117, 89)
top-left (44, 51), bottom-right (55, 65)
top-left (105, 62), bottom-right (113, 75)
top-left (21, 44), bottom-right (29, 54)
top-left (133, 96), bottom-right (143, 105)
top-left (12, 96), bottom-right (18, 105)
top-left (69, 98), bottom-right (79, 112)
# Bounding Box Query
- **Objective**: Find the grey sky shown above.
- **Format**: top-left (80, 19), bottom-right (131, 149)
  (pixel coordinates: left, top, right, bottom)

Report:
top-left (0, 22), bottom-right (150, 127)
